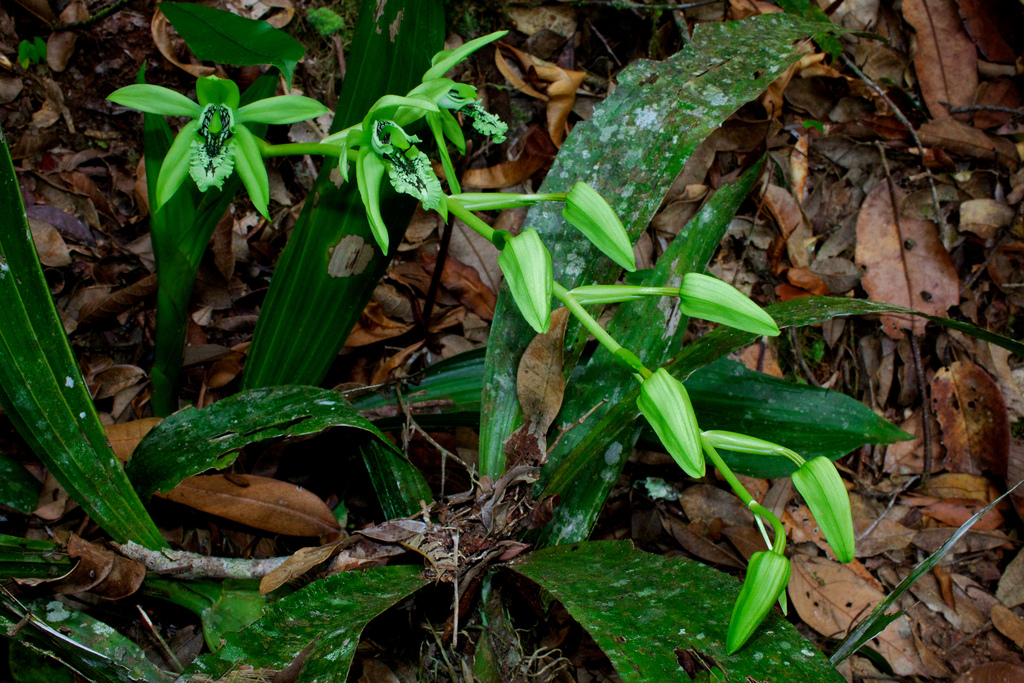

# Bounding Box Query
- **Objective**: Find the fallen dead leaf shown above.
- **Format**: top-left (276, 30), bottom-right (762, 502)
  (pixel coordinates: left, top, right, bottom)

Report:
top-left (159, 474), bottom-right (341, 537)
top-left (92, 365), bottom-right (146, 400)
top-left (931, 361), bottom-right (1011, 475)
top-left (151, 9), bottom-right (216, 78)
top-left (991, 604), bottom-right (1024, 648)
top-left (660, 512), bottom-right (744, 569)
top-left (855, 181), bottom-right (960, 338)
top-left (956, 662), bottom-right (1024, 683)
top-left (516, 307), bottom-right (570, 439)
top-left (105, 418), bottom-right (162, 463)
top-left (789, 554), bottom-right (927, 676)
top-left (997, 547), bottom-right (1024, 608)
top-left (761, 184), bottom-right (814, 267)
top-left (29, 218), bottom-right (71, 267)
top-left (259, 539), bottom-right (344, 595)
top-left (421, 250), bottom-right (497, 320)
top-left (959, 198), bottom-right (1015, 239)
top-left (903, 0), bottom-right (978, 119)
top-left (955, 0), bottom-right (1018, 63)
top-left (918, 116), bottom-right (1019, 168)
top-left (78, 274), bottom-right (159, 325)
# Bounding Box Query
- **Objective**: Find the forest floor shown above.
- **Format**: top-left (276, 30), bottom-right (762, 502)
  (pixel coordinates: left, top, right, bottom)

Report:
top-left (1, 0), bottom-right (1024, 681)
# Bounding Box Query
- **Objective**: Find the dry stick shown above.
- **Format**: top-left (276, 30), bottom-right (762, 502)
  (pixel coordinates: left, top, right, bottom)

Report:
top-left (875, 142), bottom-right (936, 480)
top-left (841, 54), bottom-right (948, 246)
top-left (114, 541), bottom-right (288, 580)
top-left (136, 604), bottom-right (183, 673)
top-left (509, 0), bottom-right (723, 9)
top-left (909, 334), bottom-right (933, 479)
top-left (547, 398), bottom-right (607, 454)
top-left (944, 102), bottom-right (1024, 119)
top-left (395, 386), bottom-right (476, 497)
top-left (788, 327), bottom-right (821, 387)
top-left (856, 474), bottom-right (919, 541)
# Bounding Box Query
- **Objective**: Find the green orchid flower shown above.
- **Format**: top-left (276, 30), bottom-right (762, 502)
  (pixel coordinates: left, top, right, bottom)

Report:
top-left (108, 76), bottom-right (329, 218)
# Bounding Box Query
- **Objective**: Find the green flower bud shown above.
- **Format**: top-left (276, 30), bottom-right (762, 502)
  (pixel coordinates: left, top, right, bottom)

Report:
top-left (637, 369), bottom-right (703, 478)
top-left (497, 228), bottom-right (553, 334)
top-left (562, 182), bottom-right (636, 272)
top-left (791, 457), bottom-right (856, 563)
top-left (727, 551), bottom-right (791, 654)
top-left (677, 273), bottom-right (780, 336)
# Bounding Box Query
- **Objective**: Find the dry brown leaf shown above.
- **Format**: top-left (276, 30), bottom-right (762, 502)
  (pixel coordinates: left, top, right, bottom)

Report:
top-left (931, 361), bottom-right (1011, 475)
top-left (660, 513), bottom-right (745, 569)
top-left (494, 44), bottom-right (584, 146)
top-left (918, 116), bottom-right (1019, 168)
top-left (913, 527), bottom-right (1013, 554)
top-left (92, 365), bottom-right (145, 400)
top-left (956, 662), bottom-right (1024, 683)
top-left (959, 198), bottom-right (1015, 239)
top-left (78, 274), bottom-right (158, 325)
top-left (345, 301), bottom-right (415, 347)
top-left (918, 499), bottom-right (1003, 530)
top-left (997, 547), bottom-right (1024, 608)
top-left (57, 535), bottom-right (145, 600)
top-left (789, 555), bottom-right (927, 676)
top-left (34, 472), bottom-right (73, 521)
top-left (903, 0), bottom-right (978, 119)
top-left (422, 250), bottom-right (497, 320)
top-left (735, 343), bottom-right (783, 378)
top-left (791, 133), bottom-right (809, 202)
top-left (29, 219), bottom-right (71, 267)
top-left (884, 407), bottom-right (946, 473)
top-left (516, 307), bottom-right (570, 439)
top-left (991, 604), bottom-right (1024, 648)
top-left (974, 78), bottom-right (1021, 129)
top-left (855, 181), bottom-right (960, 338)
top-left (212, 211), bottom-right (235, 280)
top-left (761, 184), bottom-right (814, 267)
top-left (786, 266), bottom-right (829, 295)
top-left (371, 341), bottom-right (424, 385)
top-left (919, 472), bottom-right (998, 501)
top-left (449, 218), bottom-right (503, 298)
top-left (259, 540), bottom-right (344, 595)
top-left (207, 352), bottom-right (245, 389)
top-left (460, 127), bottom-right (553, 189)
top-left (151, 9), bottom-right (215, 78)
top-left (955, 0), bottom-right (1018, 63)
top-left (679, 484), bottom-right (755, 527)
top-left (507, 6), bottom-right (577, 37)
top-left (105, 418), bottom-right (162, 463)
top-left (159, 474), bottom-right (340, 537)
top-left (1007, 438), bottom-right (1024, 524)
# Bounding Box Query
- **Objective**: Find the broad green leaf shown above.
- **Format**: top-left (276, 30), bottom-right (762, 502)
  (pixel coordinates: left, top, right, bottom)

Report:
top-left (0, 453), bottom-right (41, 513)
top-left (509, 541), bottom-right (843, 682)
top-left (127, 386), bottom-right (408, 499)
top-left (682, 358), bottom-right (911, 477)
top-left (242, 0), bottom-right (443, 389)
top-left (0, 598), bottom-right (168, 683)
top-left (831, 483), bottom-right (1021, 664)
top-left (0, 535), bottom-right (71, 581)
top-left (9, 642), bottom-right (76, 683)
top-left (540, 297), bottom-right (1024, 510)
top-left (0, 126), bottom-right (164, 549)
top-left (145, 72), bottom-right (277, 416)
top-left (158, 2), bottom-right (305, 87)
top-left (184, 565), bottom-right (428, 682)
top-left (480, 15), bottom-right (842, 478)
top-left (359, 439), bottom-right (433, 519)
top-left (536, 160), bottom-right (765, 546)
top-left (144, 578), bottom-right (266, 651)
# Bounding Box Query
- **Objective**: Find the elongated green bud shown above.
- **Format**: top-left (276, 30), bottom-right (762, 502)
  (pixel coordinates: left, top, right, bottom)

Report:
top-left (497, 228), bottom-right (553, 334)
top-left (453, 193), bottom-right (564, 212)
top-left (701, 431), bottom-right (803, 465)
top-left (569, 285), bottom-right (680, 306)
top-left (727, 551), bottom-right (791, 653)
top-left (791, 457), bottom-right (855, 563)
top-left (677, 273), bottom-right (780, 336)
top-left (637, 369), bottom-right (703, 478)
top-left (562, 182), bottom-right (636, 272)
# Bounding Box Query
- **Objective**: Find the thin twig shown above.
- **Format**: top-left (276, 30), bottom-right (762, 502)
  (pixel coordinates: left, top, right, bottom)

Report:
top-left (856, 475), bottom-right (919, 541)
top-left (396, 386), bottom-right (476, 497)
top-left (510, 0), bottom-right (723, 9)
top-left (841, 54), bottom-right (948, 246)
top-left (789, 327), bottom-right (821, 387)
top-left (547, 398), bottom-right (607, 454)
top-left (114, 542), bottom-right (288, 580)
top-left (942, 102), bottom-right (1024, 119)
top-left (136, 605), bottom-right (183, 673)
top-left (52, 0), bottom-right (130, 29)
top-left (909, 335), bottom-right (933, 479)
top-left (422, 215), bottom-right (452, 326)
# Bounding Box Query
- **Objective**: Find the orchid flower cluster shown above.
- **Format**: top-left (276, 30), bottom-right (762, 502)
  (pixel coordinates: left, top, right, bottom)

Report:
top-left (108, 30), bottom-right (856, 653)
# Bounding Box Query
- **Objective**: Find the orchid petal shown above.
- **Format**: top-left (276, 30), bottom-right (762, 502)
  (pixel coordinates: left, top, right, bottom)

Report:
top-left (231, 124), bottom-right (270, 219)
top-left (235, 96), bottom-right (330, 125)
top-left (356, 148), bottom-right (389, 253)
top-left (108, 84), bottom-right (202, 118)
top-left (154, 119), bottom-right (201, 211)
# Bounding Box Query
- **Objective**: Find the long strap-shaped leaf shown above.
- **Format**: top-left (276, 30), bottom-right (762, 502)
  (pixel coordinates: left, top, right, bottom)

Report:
top-left (0, 127), bottom-right (164, 549)
top-left (479, 14), bottom-right (844, 478)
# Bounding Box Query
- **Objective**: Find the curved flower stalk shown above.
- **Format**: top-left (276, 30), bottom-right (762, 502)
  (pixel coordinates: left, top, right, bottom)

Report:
top-left (108, 76), bottom-right (329, 218)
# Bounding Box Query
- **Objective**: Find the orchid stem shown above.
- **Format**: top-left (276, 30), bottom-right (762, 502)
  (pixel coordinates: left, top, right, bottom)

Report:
top-left (445, 195), bottom-right (505, 247)
top-left (552, 283), bottom-right (651, 378)
top-left (257, 140), bottom-right (349, 159)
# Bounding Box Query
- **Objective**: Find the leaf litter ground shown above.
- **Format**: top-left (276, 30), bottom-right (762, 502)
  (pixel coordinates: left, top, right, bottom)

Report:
top-left (1, 0), bottom-right (1024, 681)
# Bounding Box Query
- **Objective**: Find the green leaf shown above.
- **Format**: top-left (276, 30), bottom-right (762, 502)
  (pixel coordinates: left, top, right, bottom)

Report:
top-left (0, 126), bottom-right (164, 549)
top-left (144, 578), bottom-right (266, 651)
top-left (243, 0), bottom-right (443, 390)
top-left (107, 84), bottom-right (202, 118)
top-left (9, 642), bottom-right (76, 683)
top-left (479, 14), bottom-right (842, 478)
top-left (831, 482), bottom-right (1022, 665)
top-left (0, 597), bottom-right (169, 683)
top-left (509, 541), bottom-right (843, 682)
top-left (184, 566), bottom-right (428, 682)
top-left (682, 358), bottom-right (911, 477)
top-left (127, 385), bottom-right (407, 499)
top-left (158, 2), bottom-right (305, 87)
top-left (359, 438), bottom-right (433, 519)
top-left (0, 535), bottom-right (71, 581)
top-left (0, 453), bottom-right (41, 514)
